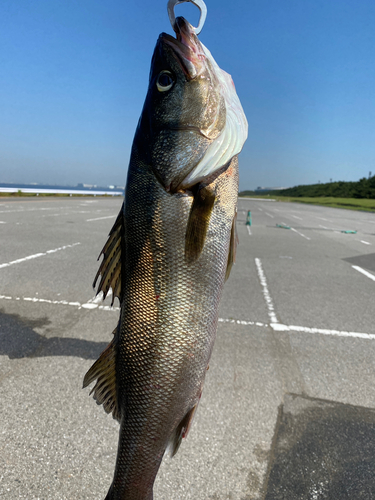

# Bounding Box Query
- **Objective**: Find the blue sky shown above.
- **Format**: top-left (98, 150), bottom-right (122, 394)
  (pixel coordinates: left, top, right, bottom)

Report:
top-left (1, 0), bottom-right (374, 191)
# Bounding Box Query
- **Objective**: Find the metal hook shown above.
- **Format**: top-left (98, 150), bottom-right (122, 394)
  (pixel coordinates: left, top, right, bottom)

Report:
top-left (167, 0), bottom-right (207, 35)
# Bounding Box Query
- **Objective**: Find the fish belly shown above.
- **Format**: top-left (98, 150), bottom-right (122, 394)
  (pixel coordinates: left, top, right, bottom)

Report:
top-left (107, 154), bottom-right (238, 499)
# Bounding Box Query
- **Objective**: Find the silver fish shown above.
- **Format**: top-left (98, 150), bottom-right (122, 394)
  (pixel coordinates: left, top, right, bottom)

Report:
top-left (83, 4), bottom-right (247, 498)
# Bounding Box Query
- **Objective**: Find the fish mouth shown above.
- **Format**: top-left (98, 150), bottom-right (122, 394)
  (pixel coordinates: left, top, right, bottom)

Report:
top-left (162, 16), bottom-right (206, 79)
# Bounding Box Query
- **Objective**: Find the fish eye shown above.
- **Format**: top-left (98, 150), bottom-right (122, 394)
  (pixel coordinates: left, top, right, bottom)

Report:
top-left (156, 71), bottom-right (175, 92)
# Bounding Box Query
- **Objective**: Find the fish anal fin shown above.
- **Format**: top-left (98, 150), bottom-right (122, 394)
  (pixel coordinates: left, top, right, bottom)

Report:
top-left (83, 332), bottom-right (120, 421)
top-left (93, 203), bottom-right (124, 304)
top-left (185, 186), bottom-right (215, 263)
top-left (170, 403), bottom-right (199, 457)
top-left (225, 210), bottom-right (239, 281)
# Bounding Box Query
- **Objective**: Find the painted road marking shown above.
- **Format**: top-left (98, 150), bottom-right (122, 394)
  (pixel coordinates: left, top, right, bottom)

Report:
top-left (0, 294), bottom-right (373, 340)
top-left (82, 290), bottom-right (113, 308)
top-left (292, 215), bottom-right (302, 220)
top-left (271, 323), bottom-right (375, 340)
top-left (0, 221), bottom-right (6, 224)
top-left (280, 222), bottom-right (311, 240)
top-left (247, 226), bottom-right (252, 235)
top-left (290, 227), bottom-right (311, 240)
top-left (219, 318), bottom-right (267, 327)
top-left (265, 212), bottom-right (274, 218)
top-left (255, 258), bottom-right (278, 323)
top-left (318, 224), bottom-right (340, 234)
top-left (87, 215), bottom-right (116, 222)
top-left (0, 293), bottom-right (120, 311)
top-left (352, 265), bottom-right (375, 282)
top-left (258, 208), bottom-right (263, 211)
top-left (359, 240), bottom-right (371, 245)
top-left (0, 207), bottom-right (66, 214)
top-left (0, 243), bottom-right (81, 269)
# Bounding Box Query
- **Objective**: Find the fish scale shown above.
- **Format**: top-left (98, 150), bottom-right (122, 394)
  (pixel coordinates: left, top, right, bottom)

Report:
top-left (108, 158), bottom-right (238, 498)
top-left (83, 12), bottom-right (246, 499)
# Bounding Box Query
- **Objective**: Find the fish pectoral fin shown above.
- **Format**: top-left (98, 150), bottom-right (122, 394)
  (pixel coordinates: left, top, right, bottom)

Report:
top-left (225, 210), bottom-right (239, 281)
top-left (93, 203), bottom-right (124, 306)
top-left (185, 186), bottom-right (215, 263)
top-left (83, 333), bottom-right (120, 421)
top-left (169, 403), bottom-right (199, 457)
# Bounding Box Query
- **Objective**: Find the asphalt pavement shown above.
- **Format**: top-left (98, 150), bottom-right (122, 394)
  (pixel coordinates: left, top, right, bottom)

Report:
top-left (0, 196), bottom-right (375, 499)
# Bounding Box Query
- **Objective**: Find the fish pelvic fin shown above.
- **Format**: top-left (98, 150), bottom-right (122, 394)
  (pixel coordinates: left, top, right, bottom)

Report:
top-left (83, 331), bottom-right (120, 421)
top-left (93, 203), bottom-right (124, 306)
top-left (225, 210), bottom-right (239, 281)
top-left (169, 403), bottom-right (199, 457)
top-left (185, 186), bottom-right (215, 263)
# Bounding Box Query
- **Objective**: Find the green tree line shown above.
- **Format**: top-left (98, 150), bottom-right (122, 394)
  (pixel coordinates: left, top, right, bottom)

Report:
top-left (268, 175), bottom-right (375, 199)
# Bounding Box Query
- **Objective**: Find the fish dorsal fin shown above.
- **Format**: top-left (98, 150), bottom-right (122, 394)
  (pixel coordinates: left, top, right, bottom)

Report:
top-left (185, 186), bottom-right (215, 263)
top-left (83, 331), bottom-right (120, 421)
top-left (169, 403), bottom-right (199, 457)
top-left (225, 210), bottom-right (239, 281)
top-left (93, 203), bottom-right (124, 305)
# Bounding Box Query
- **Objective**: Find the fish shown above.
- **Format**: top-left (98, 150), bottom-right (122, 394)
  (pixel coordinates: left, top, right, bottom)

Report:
top-left (83, 14), bottom-right (247, 500)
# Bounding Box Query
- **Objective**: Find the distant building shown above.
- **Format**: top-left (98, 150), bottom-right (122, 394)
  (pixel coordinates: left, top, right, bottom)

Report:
top-left (255, 186), bottom-right (289, 193)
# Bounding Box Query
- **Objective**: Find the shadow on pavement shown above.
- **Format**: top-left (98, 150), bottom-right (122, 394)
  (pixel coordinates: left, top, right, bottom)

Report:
top-left (264, 394), bottom-right (375, 500)
top-left (343, 253), bottom-right (375, 273)
top-left (0, 310), bottom-right (107, 360)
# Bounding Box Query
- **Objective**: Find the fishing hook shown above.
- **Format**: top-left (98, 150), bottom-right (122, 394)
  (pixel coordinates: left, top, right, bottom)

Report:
top-left (167, 0), bottom-right (207, 35)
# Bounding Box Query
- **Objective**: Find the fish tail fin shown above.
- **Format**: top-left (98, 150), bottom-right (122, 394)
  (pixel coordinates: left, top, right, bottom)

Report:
top-left (82, 331), bottom-right (120, 421)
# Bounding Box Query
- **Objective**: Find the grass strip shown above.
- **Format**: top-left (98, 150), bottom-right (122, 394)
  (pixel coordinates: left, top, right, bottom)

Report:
top-left (238, 195), bottom-right (375, 213)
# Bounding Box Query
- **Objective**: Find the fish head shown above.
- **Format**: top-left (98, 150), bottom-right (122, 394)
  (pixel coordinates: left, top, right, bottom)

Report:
top-left (137, 17), bottom-right (227, 193)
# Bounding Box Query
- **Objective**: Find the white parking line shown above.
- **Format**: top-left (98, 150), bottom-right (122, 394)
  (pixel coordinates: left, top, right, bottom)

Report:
top-left (290, 227), bottom-right (311, 240)
top-left (265, 212), bottom-right (274, 218)
top-left (0, 207), bottom-right (65, 214)
top-left (87, 215), bottom-right (116, 222)
top-left (0, 294), bottom-right (373, 340)
top-left (359, 240), bottom-right (371, 245)
top-left (0, 293), bottom-right (120, 311)
top-left (218, 318), bottom-right (267, 327)
top-left (281, 221), bottom-right (310, 240)
top-left (352, 265), bottom-right (375, 282)
top-left (255, 258), bottom-right (278, 323)
top-left (247, 225), bottom-right (252, 235)
top-left (0, 243), bottom-right (81, 269)
top-left (271, 323), bottom-right (375, 340)
top-left (292, 215), bottom-right (302, 220)
top-left (83, 290), bottom-right (113, 308)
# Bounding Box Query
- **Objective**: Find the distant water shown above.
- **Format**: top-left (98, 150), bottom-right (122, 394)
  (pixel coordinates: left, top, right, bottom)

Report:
top-left (0, 182), bottom-right (124, 196)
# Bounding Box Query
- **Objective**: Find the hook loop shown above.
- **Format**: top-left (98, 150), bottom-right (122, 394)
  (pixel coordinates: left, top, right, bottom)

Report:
top-left (167, 0), bottom-right (207, 35)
